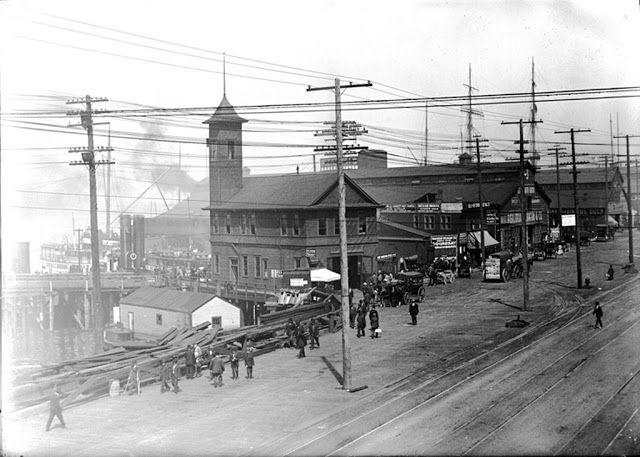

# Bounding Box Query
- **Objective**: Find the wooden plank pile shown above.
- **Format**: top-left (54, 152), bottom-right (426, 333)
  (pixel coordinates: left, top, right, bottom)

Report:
top-left (8, 293), bottom-right (341, 413)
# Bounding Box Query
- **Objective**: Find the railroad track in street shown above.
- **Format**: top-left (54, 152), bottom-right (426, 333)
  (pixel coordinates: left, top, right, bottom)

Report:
top-left (252, 275), bottom-right (640, 456)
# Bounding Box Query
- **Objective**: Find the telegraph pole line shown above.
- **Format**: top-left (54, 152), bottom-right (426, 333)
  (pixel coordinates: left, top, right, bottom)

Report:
top-left (424, 101), bottom-right (429, 166)
top-left (530, 57), bottom-right (539, 169)
top-left (555, 128), bottom-right (591, 289)
top-left (307, 79), bottom-right (372, 391)
top-left (613, 134), bottom-right (638, 269)
top-left (546, 146), bottom-right (567, 233)
top-left (502, 118), bottom-right (542, 311)
top-left (466, 136), bottom-right (488, 267)
top-left (67, 95), bottom-right (114, 329)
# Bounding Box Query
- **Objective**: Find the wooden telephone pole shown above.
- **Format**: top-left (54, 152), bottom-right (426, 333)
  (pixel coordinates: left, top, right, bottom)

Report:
top-left (614, 134), bottom-right (638, 269)
top-left (502, 119), bottom-right (542, 310)
top-left (307, 79), bottom-right (372, 391)
top-left (546, 146), bottom-right (567, 232)
top-left (555, 128), bottom-right (591, 289)
top-left (67, 95), bottom-right (114, 328)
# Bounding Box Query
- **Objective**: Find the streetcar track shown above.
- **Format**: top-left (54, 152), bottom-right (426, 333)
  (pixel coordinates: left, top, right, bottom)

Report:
top-left (259, 276), bottom-right (639, 456)
top-left (601, 407), bottom-right (639, 455)
top-left (462, 318), bottom-right (640, 455)
top-left (321, 280), bottom-right (640, 456)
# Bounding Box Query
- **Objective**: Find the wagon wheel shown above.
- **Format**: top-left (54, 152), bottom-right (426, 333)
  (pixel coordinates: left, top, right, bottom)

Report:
top-left (501, 268), bottom-right (510, 282)
top-left (403, 292), bottom-right (410, 305)
top-left (418, 286), bottom-right (425, 301)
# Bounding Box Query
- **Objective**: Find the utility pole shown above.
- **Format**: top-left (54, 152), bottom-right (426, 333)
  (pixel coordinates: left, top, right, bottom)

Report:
top-left (614, 134), bottom-right (638, 268)
top-left (556, 128), bottom-right (591, 288)
top-left (466, 136), bottom-right (488, 266)
top-left (502, 118), bottom-right (542, 310)
top-left (307, 79), bottom-right (372, 391)
top-left (529, 57), bottom-right (539, 169)
top-left (609, 114), bottom-right (614, 164)
top-left (547, 146), bottom-right (567, 232)
top-left (104, 123), bottom-right (112, 238)
top-left (67, 95), bottom-right (114, 329)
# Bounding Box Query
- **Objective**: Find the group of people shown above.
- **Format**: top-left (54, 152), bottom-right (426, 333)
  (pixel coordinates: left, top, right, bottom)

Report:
top-left (349, 299), bottom-right (380, 338)
top-left (285, 318), bottom-right (320, 358)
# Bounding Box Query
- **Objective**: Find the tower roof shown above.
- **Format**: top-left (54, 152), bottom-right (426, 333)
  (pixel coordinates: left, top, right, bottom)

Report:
top-left (203, 95), bottom-right (247, 124)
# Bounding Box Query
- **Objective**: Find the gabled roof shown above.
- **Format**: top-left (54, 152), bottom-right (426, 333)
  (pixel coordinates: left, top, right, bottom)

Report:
top-left (203, 95), bottom-right (248, 124)
top-left (203, 172), bottom-right (380, 210)
top-left (120, 286), bottom-right (216, 314)
top-left (536, 166), bottom-right (621, 185)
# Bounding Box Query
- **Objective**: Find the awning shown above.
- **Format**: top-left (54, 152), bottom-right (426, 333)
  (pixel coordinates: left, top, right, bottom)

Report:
top-left (608, 216), bottom-right (619, 227)
top-left (310, 268), bottom-right (340, 282)
top-left (467, 230), bottom-right (499, 249)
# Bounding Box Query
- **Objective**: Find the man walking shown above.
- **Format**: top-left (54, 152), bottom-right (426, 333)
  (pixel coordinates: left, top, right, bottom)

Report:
top-left (229, 349), bottom-right (240, 380)
top-left (45, 384), bottom-right (66, 432)
top-left (356, 307), bottom-right (367, 338)
top-left (245, 346), bottom-right (255, 379)
top-left (369, 306), bottom-right (379, 338)
top-left (409, 299), bottom-right (419, 325)
top-left (209, 352), bottom-right (225, 387)
top-left (309, 318), bottom-right (320, 350)
top-left (593, 301), bottom-right (604, 328)
top-left (124, 361), bottom-right (141, 395)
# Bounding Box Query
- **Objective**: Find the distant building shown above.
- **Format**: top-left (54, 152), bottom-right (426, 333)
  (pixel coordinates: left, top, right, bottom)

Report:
top-left (119, 286), bottom-right (242, 337)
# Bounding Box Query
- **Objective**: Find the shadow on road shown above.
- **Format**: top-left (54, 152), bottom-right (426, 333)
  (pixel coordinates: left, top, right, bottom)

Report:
top-left (321, 356), bottom-right (343, 385)
top-left (488, 298), bottom-right (523, 311)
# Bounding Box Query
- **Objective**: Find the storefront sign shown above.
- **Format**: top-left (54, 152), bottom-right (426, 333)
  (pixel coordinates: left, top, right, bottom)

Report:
top-left (458, 232), bottom-right (468, 244)
top-left (432, 235), bottom-right (457, 249)
top-left (376, 253), bottom-right (396, 262)
top-left (485, 211), bottom-right (498, 224)
top-left (305, 248), bottom-right (316, 257)
top-left (500, 211), bottom-right (543, 225)
top-left (562, 214), bottom-right (576, 227)
top-left (382, 203), bottom-right (440, 213)
top-left (271, 269), bottom-right (283, 278)
top-left (290, 278), bottom-right (308, 287)
top-left (466, 201), bottom-right (492, 209)
top-left (441, 202), bottom-right (463, 213)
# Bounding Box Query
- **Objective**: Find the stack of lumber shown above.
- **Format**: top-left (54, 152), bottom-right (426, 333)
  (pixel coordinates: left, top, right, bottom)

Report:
top-left (9, 294), bottom-right (340, 412)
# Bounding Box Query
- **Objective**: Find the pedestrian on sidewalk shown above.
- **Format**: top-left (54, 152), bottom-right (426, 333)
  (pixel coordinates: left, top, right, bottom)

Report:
top-left (297, 323), bottom-right (308, 358)
top-left (245, 346), bottom-right (255, 379)
top-left (409, 299), bottom-right (419, 325)
top-left (45, 384), bottom-right (66, 432)
top-left (229, 349), bottom-right (240, 380)
top-left (185, 344), bottom-right (196, 379)
top-left (285, 318), bottom-right (296, 348)
top-left (193, 343), bottom-right (203, 377)
top-left (593, 301), bottom-right (604, 328)
top-left (209, 352), bottom-right (225, 387)
top-left (309, 318), bottom-right (320, 350)
top-left (369, 306), bottom-right (379, 338)
top-left (159, 360), bottom-right (171, 393)
top-left (606, 265), bottom-right (614, 281)
top-left (124, 361), bottom-right (141, 395)
top-left (356, 307), bottom-right (367, 338)
top-left (170, 356), bottom-right (181, 393)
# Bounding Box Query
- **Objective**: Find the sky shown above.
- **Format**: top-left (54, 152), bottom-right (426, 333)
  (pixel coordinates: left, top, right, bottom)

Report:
top-left (1, 0), bottom-right (640, 268)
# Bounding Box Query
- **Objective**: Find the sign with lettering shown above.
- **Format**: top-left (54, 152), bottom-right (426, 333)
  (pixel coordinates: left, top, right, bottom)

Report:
top-left (441, 202), bottom-right (463, 213)
top-left (432, 235), bottom-right (457, 249)
top-left (382, 203), bottom-right (440, 213)
top-left (562, 214), bottom-right (576, 227)
top-left (290, 278), bottom-right (308, 287)
top-left (305, 249), bottom-right (316, 257)
top-left (500, 211), bottom-right (543, 225)
top-left (466, 201), bottom-right (492, 209)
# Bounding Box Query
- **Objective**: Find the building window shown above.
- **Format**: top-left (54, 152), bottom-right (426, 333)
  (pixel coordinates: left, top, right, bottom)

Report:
top-left (156, 313), bottom-right (162, 326)
top-left (295, 257), bottom-right (302, 269)
top-left (424, 215), bottom-right (435, 230)
top-left (211, 316), bottom-right (222, 326)
top-left (359, 216), bottom-right (367, 234)
top-left (281, 214), bottom-right (288, 235)
top-left (213, 213), bottom-right (219, 234)
top-left (250, 213), bottom-right (256, 235)
top-left (318, 218), bottom-right (327, 236)
top-left (334, 218), bottom-right (340, 235)
top-left (230, 257), bottom-right (238, 281)
top-left (440, 215), bottom-right (452, 230)
top-left (226, 214), bottom-right (231, 234)
top-left (254, 256), bottom-right (261, 278)
top-left (293, 214), bottom-right (300, 236)
top-left (213, 254), bottom-right (220, 274)
top-left (227, 140), bottom-right (235, 159)
top-left (242, 255), bottom-right (249, 277)
top-left (241, 214), bottom-right (247, 234)
top-left (262, 258), bottom-right (269, 278)
top-left (413, 214), bottom-right (419, 228)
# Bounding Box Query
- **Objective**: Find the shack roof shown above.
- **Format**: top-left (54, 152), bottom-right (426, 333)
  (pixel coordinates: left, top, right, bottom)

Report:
top-left (120, 286), bottom-right (216, 314)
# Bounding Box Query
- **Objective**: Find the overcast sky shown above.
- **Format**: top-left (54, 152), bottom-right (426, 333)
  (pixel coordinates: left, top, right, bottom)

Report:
top-left (1, 0), bottom-right (639, 258)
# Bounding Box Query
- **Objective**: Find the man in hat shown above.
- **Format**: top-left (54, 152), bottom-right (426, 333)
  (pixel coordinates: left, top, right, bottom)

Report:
top-left (45, 384), bottom-right (66, 431)
top-left (409, 299), bottom-right (419, 326)
top-left (185, 344), bottom-right (196, 379)
top-left (296, 322), bottom-right (308, 358)
top-left (245, 346), bottom-right (255, 379)
top-left (209, 352), bottom-right (225, 387)
top-left (229, 348), bottom-right (240, 380)
top-left (593, 301), bottom-right (604, 329)
top-left (309, 318), bottom-right (320, 350)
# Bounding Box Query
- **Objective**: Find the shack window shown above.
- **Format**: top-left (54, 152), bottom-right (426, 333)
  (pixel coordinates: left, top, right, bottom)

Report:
top-left (156, 313), bottom-right (162, 326)
top-left (242, 255), bottom-right (249, 276)
top-left (211, 316), bottom-right (222, 326)
top-left (280, 214), bottom-right (288, 235)
top-left (250, 213), bottom-right (256, 235)
top-left (359, 216), bottom-right (367, 234)
top-left (318, 218), bottom-right (327, 236)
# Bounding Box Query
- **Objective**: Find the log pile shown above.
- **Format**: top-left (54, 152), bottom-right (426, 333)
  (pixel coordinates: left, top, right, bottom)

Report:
top-left (8, 293), bottom-right (340, 412)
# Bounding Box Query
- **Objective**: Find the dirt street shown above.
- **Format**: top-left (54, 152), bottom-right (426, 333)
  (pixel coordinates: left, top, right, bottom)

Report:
top-left (4, 233), bottom-right (639, 456)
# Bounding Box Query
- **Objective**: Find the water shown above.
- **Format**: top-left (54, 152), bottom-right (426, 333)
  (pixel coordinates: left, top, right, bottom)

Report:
top-left (9, 328), bottom-right (105, 365)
